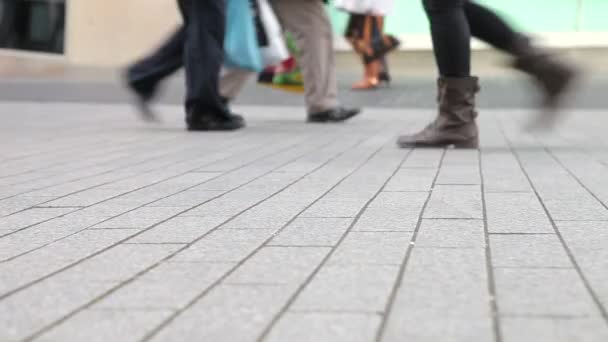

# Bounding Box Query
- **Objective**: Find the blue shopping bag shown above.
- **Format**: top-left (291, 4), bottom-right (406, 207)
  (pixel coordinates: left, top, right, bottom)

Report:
top-left (224, 0), bottom-right (263, 71)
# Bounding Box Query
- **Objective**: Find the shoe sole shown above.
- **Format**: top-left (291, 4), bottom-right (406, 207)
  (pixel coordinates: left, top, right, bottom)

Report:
top-left (397, 138), bottom-right (479, 149)
top-left (307, 110), bottom-right (361, 123)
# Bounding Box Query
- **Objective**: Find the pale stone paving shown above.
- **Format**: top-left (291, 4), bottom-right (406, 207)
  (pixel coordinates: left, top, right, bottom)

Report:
top-left (0, 102), bottom-right (607, 342)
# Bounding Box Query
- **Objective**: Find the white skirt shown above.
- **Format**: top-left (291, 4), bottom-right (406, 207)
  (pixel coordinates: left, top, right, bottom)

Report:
top-left (334, 0), bottom-right (395, 16)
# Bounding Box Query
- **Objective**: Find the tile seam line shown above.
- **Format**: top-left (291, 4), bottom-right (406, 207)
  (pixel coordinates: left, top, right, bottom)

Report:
top-left (373, 149), bottom-right (448, 342)
top-left (138, 127), bottom-right (397, 342)
top-left (22, 126), bottom-right (388, 341)
top-left (0, 132), bottom-right (322, 261)
top-left (0, 131), bottom-right (276, 214)
top-left (0, 131), bottom-right (336, 281)
top-left (499, 122), bottom-right (608, 325)
top-left (255, 146), bottom-right (416, 342)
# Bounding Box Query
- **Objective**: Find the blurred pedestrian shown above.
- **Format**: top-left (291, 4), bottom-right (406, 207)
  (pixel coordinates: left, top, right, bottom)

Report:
top-left (127, 0), bottom-right (244, 131)
top-left (397, 0), bottom-right (578, 148)
top-left (337, 0), bottom-right (400, 90)
top-left (127, 0), bottom-right (361, 125)
top-left (221, 0), bottom-right (362, 123)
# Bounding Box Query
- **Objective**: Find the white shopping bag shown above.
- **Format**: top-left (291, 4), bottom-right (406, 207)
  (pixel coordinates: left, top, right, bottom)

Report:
top-left (334, 0), bottom-right (373, 14)
top-left (334, 0), bottom-right (394, 15)
top-left (257, 0), bottom-right (289, 66)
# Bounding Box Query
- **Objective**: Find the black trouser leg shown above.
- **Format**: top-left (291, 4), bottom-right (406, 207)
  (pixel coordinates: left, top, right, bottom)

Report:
top-left (177, 0), bottom-right (228, 117)
top-left (127, 27), bottom-right (185, 95)
top-left (464, 1), bottom-right (519, 53)
top-left (422, 0), bottom-right (471, 77)
top-left (422, 0), bottom-right (524, 77)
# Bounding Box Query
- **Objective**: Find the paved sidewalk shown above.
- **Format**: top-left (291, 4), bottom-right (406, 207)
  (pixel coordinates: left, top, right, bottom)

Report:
top-left (1, 102), bottom-right (608, 342)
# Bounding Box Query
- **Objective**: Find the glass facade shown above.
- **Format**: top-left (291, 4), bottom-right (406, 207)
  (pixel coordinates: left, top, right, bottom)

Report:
top-left (329, 0), bottom-right (608, 36)
top-left (0, 0), bottom-right (65, 53)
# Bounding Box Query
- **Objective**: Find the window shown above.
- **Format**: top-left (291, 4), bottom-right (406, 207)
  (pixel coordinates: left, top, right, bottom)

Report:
top-left (0, 0), bottom-right (65, 54)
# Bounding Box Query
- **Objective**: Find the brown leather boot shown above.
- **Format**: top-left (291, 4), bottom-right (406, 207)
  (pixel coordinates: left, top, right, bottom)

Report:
top-left (510, 35), bottom-right (579, 127)
top-left (397, 76), bottom-right (480, 149)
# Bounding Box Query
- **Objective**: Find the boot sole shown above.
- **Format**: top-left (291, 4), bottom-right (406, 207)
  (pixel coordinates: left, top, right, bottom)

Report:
top-left (397, 138), bottom-right (479, 149)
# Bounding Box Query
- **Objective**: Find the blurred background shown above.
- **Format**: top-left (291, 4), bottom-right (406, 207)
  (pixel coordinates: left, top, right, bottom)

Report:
top-left (0, 0), bottom-right (607, 109)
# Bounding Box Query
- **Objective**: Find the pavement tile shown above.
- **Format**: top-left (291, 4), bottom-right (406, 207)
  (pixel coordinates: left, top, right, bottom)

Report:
top-left (149, 285), bottom-right (293, 342)
top-left (490, 234), bottom-right (572, 268)
top-left (501, 317), bottom-right (608, 342)
top-left (37, 309), bottom-right (174, 342)
top-left (424, 185), bottom-right (483, 219)
top-left (292, 264), bottom-right (400, 312)
top-left (415, 219), bottom-right (485, 248)
top-left (171, 228), bottom-right (274, 263)
top-left (94, 262), bottom-right (234, 310)
top-left (266, 312), bottom-right (381, 342)
top-left (224, 246), bottom-right (330, 285)
top-left (269, 217), bottom-right (353, 246)
top-left (128, 216), bottom-right (228, 244)
top-left (494, 268), bottom-right (600, 316)
top-left (328, 232), bottom-right (412, 266)
top-left (485, 192), bottom-right (554, 233)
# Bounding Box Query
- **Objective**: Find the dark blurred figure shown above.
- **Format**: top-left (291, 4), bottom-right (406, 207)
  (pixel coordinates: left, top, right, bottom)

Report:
top-left (398, 0), bottom-right (578, 148)
top-left (126, 0), bottom-right (243, 131)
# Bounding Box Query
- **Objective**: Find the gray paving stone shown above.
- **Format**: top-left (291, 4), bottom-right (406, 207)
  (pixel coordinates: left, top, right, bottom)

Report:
top-left (0, 207), bottom-right (76, 230)
top-left (266, 312), bottom-right (381, 342)
top-left (0, 275), bottom-right (113, 341)
top-left (353, 192), bottom-right (427, 232)
top-left (401, 149), bottom-right (443, 168)
top-left (128, 216), bottom-right (228, 244)
top-left (424, 185), bottom-right (483, 219)
top-left (43, 189), bottom-right (125, 207)
top-left (65, 244), bottom-right (183, 283)
top-left (224, 246), bottom-right (330, 285)
top-left (387, 248), bottom-right (490, 317)
top-left (221, 199), bottom-right (310, 229)
top-left (543, 198), bottom-right (608, 221)
top-left (147, 190), bottom-right (224, 207)
top-left (91, 206), bottom-right (184, 229)
top-left (382, 317), bottom-right (494, 342)
top-left (292, 264), bottom-right (400, 312)
top-left (269, 217), bottom-right (353, 246)
top-left (436, 164), bottom-right (481, 185)
top-left (328, 232), bottom-right (412, 266)
top-left (502, 317), bottom-right (608, 342)
top-left (415, 219), bottom-right (485, 248)
top-left (94, 262), bottom-right (234, 310)
top-left (485, 192), bottom-right (554, 233)
top-left (0, 229), bottom-right (139, 294)
top-left (3, 103), bottom-right (608, 341)
top-left (443, 149), bottom-right (479, 165)
top-left (37, 309), bottom-right (174, 342)
top-left (494, 268), bottom-right (600, 316)
top-left (556, 222), bottom-right (608, 309)
top-left (171, 229), bottom-right (274, 263)
top-left (384, 168), bottom-right (436, 192)
top-left (557, 221), bottom-right (608, 251)
top-left (382, 248), bottom-right (492, 342)
top-left (490, 234), bottom-right (572, 268)
top-left (149, 285), bottom-right (293, 342)
top-left (0, 196), bottom-right (54, 216)
top-left (481, 151), bottom-right (531, 192)
top-left (77, 199), bottom-right (146, 217)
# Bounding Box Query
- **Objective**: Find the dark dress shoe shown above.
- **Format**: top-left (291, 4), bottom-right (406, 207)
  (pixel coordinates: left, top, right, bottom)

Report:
top-left (307, 107), bottom-right (361, 123)
top-left (187, 112), bottom-right (245, 131)
top-left (220, 97), bottom-right (245, 124)
top-left (124, 75), bottom-right (160, 122)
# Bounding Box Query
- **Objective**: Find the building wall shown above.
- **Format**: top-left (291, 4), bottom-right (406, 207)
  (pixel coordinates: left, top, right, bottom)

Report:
top-left (65, 0), bottom-right (180, 66)
top-left (60, 0), bottom-right (608, 66)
